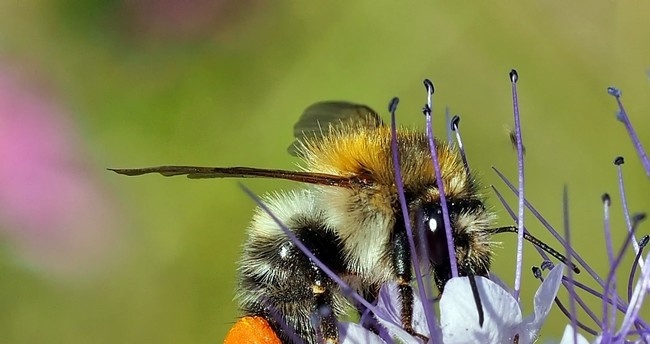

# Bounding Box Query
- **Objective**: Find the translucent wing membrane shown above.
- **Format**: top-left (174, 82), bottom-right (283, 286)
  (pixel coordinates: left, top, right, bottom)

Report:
top-left (287, 101), bottom-right (384, 156)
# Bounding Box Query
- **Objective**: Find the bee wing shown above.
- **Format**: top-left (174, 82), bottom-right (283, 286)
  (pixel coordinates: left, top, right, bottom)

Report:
top-left (287, 101), bottom-right (384, 156)
top-left (108, 166), bottom-right (369, 188)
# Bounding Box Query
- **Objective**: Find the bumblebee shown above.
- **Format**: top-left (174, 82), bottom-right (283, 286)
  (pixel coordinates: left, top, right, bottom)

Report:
top-left (111, 101), bottom-right (571, 344)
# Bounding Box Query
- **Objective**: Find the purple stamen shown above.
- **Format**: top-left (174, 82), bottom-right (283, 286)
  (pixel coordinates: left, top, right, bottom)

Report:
top-left (540, 261), bottom-right (605, 331)
top-left (493, 167), bottom-right (603, 286)
top-left (509, 69), bottom-right (526, 300)
top-left (566, 279), bottom-right (605, 330)
top-left (563, 276), bottom-right (642, 322)
top-left (493, 175), bottom-right (650, 332)
top-left (450, 115), bottom-right (469, 173)
top-left (388, 97), bottom-right (440, 339)
top-left (615, 157), bottom-right (645, 270)
top-left (491, 185), bottom-right (550, 261)
top-left (603, 213), bottom-right (645, 338)
top-left (607, 87), bottom-right (650, 177)
top-left (628, 235), bottom-right (650, 338)
top-left (533, 267), bottom-right (599, 336)
top-left (602, 192), bottom-right (619, 335)
top-left (615, 253), bottom-right (650, 341)
top-left (629, 235), bottom-right (650, 302)
top-left (555, 298), bottom-right (600, 337)
top-left (603, 193), bottom-right (615, 268)
top-left (495, 186), bottom-right (605, 327)
top-left (563, 186), bottom-right (578, 344)
top-left (422, 79), bottom-right (458, 280)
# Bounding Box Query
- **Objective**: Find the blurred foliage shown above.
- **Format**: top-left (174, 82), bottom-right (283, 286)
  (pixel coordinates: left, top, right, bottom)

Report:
top-left (0, 1), bottom-right (649, 343)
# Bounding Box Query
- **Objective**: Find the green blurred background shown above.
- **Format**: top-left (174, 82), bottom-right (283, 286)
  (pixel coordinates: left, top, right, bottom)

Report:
top-left (0, 1), bottom-right (649, 343)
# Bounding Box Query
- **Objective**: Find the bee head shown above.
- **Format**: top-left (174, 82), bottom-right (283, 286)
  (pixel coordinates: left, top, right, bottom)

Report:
top-left (418, 198), bottom-right (495, 291)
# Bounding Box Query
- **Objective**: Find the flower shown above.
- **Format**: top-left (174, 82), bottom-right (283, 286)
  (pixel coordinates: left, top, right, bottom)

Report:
top-left (492, 86), bottom-right (650, 343)
top-left (334, 264), bottom-right (565, 344)
top-left (440, 264), bottom-right (564, 344)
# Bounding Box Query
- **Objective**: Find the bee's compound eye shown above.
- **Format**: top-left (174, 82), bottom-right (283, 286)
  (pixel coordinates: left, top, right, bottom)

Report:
top-left (424, 205), bottom-right (449, 266)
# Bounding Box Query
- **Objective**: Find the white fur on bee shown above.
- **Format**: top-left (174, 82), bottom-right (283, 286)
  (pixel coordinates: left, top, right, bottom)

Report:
top-left (315, 185), bottom-right (395, 285)
top-left (238, 189), bottom-right (322, 285)
top-left (247, 189), bottom-right (322, 239)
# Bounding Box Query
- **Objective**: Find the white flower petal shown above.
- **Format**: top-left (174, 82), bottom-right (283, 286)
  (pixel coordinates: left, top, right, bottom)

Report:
top-left (372, 284), bottom-right (414, 341)
top-left (374, 283), bottom-right (402, 325)
top-left (440, 276), bottom-right (523, 344)
top-left (373, 306), bottom-right (425, 344)
top-left (558, 324), bottom-right (590, 344)
top-left (338, 322), bottom-right (387, 344)
top-left (373, 283), bottom-right (436, 342)
top-left (522, 264), bottom-right (565, 343)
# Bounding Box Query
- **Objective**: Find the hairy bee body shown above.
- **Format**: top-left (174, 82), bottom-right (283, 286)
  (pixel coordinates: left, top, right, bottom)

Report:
top-left (238, 124), bottom-right (496, 343)
top-left (109, 101), bottom-right (498, 344)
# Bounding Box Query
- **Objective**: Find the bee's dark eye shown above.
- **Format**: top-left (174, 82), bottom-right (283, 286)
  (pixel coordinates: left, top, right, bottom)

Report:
top-left (424, 206), bottom-right (449, 266)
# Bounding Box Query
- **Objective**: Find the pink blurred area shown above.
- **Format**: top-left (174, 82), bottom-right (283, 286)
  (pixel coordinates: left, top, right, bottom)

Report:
top-left (0, 63), bottom-right (120, 277)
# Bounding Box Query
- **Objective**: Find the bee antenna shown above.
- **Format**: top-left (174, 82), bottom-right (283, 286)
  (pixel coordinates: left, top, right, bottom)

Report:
top-left (487, 226), bottom-right (581, 273)
top-left (464, 267), bottom-right (485, 327)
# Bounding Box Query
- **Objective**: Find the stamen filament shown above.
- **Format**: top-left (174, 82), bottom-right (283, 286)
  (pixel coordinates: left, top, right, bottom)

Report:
top-left (422, 79), bottom-right (458, 280)
top-left (563, 186), bottom-right (578, 344)
top-left (493, 167), bottom-right (605, 286)
top-left (388, 97), bottom-right (440, 339)
top-left (509, 69), bottom-right (526, 300)
top-left (615, 157), bottom-right (645, 271)
top-left (607, 87), bottom-right (650, 177)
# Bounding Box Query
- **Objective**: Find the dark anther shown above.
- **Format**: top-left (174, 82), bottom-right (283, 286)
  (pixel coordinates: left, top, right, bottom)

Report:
top-left (423, 79), bottom-right (435, 95)
top-left (601, 193), bottom-right (611, 205)
top-left (509, 69), bottom-right (519, 83)
top-left (422, 104), bottom-right (432, 116)
top-left (632, 213), bottom-right (647, 224)
top-left (607, 87), bottom-right (621, 98)
top-left (532, 266), bottom-right (542, 279)
top-left (388, 97), bottom-right (399, 113)
top-left (540, 260), bottom-right (555, 271)
top-left (614, 156), bottom-right (624, 165)
top-left (451, 115), bottom-right (461, 132)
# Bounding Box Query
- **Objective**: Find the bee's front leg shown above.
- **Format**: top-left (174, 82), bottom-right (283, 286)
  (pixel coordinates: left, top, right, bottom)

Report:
top-left (391, 223), bottom-right (428, 341)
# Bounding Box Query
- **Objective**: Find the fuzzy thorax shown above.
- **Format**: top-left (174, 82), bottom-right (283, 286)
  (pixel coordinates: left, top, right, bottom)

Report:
top-left (295, 124), bottom-right (491, 283)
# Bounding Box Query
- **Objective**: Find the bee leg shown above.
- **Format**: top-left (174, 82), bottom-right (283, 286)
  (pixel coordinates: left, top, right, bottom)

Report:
top-left (392, 226), bottom-right (415, 333)
top-left (391, 223), bottom-right (428, 341)
top-left (311, 264), bottom-right (339, 344)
